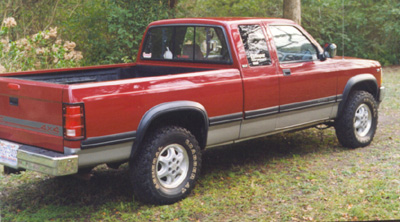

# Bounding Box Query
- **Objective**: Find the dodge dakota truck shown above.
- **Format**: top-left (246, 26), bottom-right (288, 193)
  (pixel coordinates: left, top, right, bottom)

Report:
top-left (0, 18), bottom-right (384, 204)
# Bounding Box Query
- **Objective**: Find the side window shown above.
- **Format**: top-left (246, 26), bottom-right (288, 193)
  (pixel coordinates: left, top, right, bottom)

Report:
top-left (239, 25), bottom-right (271, 66)
top-left (176, 27), bottom-right (196, 60)
top-left (269, 26), bottom-right (318, 62)
top-left (142, 26), bottom-right (231, 64)
top-left (196, 27), bottom-right (230, 61)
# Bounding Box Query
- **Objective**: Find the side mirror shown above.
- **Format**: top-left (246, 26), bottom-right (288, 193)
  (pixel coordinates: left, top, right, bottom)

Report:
top-left (326, 43), bottom-right (337, 58)
top-left (320, 43), bottom-right (337, 61)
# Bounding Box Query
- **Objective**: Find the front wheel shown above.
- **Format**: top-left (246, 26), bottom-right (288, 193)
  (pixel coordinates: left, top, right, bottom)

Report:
top-left (335, 90), bottom-right (378, 148)
top-left (130, 126), bottom-right (201, 205)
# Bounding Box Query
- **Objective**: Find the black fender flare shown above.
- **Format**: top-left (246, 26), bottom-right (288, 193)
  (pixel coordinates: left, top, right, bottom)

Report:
top-left (130, 101), bottom-right (209, 159)
top-left (337, 74), bottom-right (378, 116)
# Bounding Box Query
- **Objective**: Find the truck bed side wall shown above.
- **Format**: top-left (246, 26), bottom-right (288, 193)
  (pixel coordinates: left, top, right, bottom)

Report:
top-left (11, 65), bottom-right (211, 85)
top-left (65, 68), bottom-right (244, 149)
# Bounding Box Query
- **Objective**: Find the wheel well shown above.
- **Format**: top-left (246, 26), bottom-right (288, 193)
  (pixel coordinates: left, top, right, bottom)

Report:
top-left (349, 80), bottom-right (378, 99)
top-left (146, 110), bottom-right (208, 149)
top-left (338, 78), bottom-right (378, 118)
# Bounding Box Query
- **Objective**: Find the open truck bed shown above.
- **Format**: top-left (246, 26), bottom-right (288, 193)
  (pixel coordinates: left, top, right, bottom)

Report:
top-left (9, 64), bottom-right (210, 84)
top-left (0, 61), bottom-right (242, 176)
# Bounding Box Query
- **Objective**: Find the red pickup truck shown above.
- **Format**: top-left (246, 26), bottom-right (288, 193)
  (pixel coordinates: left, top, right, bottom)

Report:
top-left (0, 18), bottom-right (384, 204)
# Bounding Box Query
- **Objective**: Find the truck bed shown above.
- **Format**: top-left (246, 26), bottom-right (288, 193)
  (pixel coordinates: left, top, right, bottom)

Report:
top-left (9, 65), bottom-right (211, 84)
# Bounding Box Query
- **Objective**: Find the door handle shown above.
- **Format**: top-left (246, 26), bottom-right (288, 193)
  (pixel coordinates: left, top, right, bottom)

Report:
top-left (283, 69), bottom-right (291, 76)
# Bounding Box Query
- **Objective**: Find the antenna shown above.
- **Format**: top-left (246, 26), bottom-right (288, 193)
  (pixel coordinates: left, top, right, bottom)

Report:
top-left (342, 0), bottom-right (345, 59)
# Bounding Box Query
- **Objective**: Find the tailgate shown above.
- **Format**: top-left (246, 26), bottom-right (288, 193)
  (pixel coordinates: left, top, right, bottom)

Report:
top-left (0, 78), bottom-right (64, 152)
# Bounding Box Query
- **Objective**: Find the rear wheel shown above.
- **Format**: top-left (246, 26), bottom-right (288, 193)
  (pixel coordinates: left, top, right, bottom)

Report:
top-left (130, 126), bottom-right (201, 205)
top-left (335, 90), bottom-right (378, 148)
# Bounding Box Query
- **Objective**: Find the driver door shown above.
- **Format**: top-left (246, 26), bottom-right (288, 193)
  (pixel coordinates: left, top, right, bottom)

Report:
top-left (268, 25), bottom-right (338, 129)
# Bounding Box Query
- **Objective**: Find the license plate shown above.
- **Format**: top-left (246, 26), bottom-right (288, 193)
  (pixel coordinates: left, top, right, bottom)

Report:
top-left (0, 140), bottom-right (20, 167)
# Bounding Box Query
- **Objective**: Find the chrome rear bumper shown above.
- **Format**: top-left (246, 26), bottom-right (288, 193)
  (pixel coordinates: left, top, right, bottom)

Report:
top-left (4, 145), bottom-right (78, 176)
top-left (2, 140), bottom-right (133, 176)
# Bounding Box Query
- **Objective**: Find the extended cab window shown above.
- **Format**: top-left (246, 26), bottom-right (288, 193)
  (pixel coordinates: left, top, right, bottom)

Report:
top-left (269, 26), bottom-right (318, 63)
top-left (238, 25), bottom-right (271, 66)
top-left (142, 26), bottom-right (231, 64)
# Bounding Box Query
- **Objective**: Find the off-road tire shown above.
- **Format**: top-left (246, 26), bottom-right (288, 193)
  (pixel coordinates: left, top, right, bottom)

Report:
top-left (335, 90), bottom-right (378, 148)
top-left (130, 126), bottom-right (201, 205)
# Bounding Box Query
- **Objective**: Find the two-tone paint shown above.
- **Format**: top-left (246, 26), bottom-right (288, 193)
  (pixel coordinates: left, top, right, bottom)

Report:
top-left (0, 18), bottom-right (383, 174)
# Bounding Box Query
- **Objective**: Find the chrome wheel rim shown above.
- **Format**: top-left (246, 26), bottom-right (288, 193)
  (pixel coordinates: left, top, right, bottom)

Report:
top-left (354, 104), bottom-right (372, 137)
top-left (156, 144), bottom-right (189, 189)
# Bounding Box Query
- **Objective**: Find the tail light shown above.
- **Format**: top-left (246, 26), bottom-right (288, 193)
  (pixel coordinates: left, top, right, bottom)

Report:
top-left (63, 103), bottom-right (85, 140)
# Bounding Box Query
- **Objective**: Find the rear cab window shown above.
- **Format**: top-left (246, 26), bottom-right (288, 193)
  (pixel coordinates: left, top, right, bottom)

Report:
top-left (269, 25), bottom-right (318, 63)
top-left (141, 25), bottom-right (232, 64)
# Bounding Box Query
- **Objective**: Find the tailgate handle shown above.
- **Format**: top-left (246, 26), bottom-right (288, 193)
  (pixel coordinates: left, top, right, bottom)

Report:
top-left (10, 97), bottom-right (18, 106)
top-left (8, 83), bottom-right (21, 90)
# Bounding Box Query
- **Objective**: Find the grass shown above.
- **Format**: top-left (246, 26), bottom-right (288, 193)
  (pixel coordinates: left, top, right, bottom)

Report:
top-left (1, 66), bottom-right (400, 221)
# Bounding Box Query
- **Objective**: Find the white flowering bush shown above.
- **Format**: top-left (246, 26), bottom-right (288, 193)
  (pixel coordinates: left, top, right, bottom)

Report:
top-left (0, 17), bottom-right (83, 73)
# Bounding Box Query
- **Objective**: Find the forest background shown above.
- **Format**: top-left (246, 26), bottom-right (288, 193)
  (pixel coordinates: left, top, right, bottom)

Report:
top-left (1, 1), bottom-right (400, 221)
top-left (0, 0), bottom-right (399, 71)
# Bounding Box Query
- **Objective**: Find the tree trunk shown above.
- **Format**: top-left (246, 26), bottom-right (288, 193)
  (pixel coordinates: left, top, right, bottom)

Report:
top-left (169, 0), bottom-right (178, 9)
top-left (283, 0), bottom-right (301, 25)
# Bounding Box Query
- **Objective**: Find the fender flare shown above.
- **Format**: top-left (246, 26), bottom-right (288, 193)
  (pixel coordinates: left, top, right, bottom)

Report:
top-left (130, 101), bottom-right (209, 159)
top-left (338, 74), bottom-right (378, 116)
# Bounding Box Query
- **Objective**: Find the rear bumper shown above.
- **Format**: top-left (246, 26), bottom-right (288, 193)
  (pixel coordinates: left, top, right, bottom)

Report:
top-left (4, 145), bottom-right (78, 176)
top-left (1, 137), bottom-right (133, 176)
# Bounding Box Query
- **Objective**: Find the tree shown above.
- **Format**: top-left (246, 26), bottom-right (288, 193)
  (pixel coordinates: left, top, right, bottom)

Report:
top-left (169, 0), bottom-right (178, 9)
top-left (283, 0), bottom-right (301, 25)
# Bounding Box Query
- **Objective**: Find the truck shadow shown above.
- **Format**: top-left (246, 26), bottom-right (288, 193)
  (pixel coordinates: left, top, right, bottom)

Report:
top-left (2, 128), bottom-right (342, 213)
top-left (202, 129), bottom-right (343, 174)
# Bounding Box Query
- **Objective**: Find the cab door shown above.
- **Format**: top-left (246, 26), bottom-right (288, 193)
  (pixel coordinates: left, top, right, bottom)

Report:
top-left (236, 24), bottom-right (280, 138)
top-left (268, 25), bottom-right (338, 129)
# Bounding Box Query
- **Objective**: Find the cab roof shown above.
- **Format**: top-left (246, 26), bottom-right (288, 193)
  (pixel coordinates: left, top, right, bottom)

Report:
top-left (149, 17), bottom-right (296, 27)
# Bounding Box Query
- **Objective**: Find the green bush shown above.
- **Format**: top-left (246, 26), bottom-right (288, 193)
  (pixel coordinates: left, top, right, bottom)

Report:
top-left (0, 17), bottom-right (82, 73)
top-left (302, 0), bottom-right (400, 66)
top-left (1, 0), bottom-right (399, 66)
top-left (0, 0), bottom-right (170, 66)
top-left (63, 0), bottom-right (170, 65)
top-left (177, 0), bottom-right (400, 66)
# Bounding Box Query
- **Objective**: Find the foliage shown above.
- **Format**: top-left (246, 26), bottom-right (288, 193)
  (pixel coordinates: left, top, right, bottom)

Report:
top-left (0, 0), bottom-right (170, 66)
top-left (0, 66), bottom-right (399, 221)
top-left (0, 17), bottom-right (82, 73)
top-left (177, 0), bottom-right (282, 18)
top-left (177, 0), bottom-right (400, 66)
top-left (1, 0), bottom-right (399, 66)
top-left (302, 0), bottom-right (400, 66)
top-left (0, 0), bottom-right (62, 39)
top-left (62, 0), bottom-right (170, 65)
top-left (99, 0), bottom-right (169, 64)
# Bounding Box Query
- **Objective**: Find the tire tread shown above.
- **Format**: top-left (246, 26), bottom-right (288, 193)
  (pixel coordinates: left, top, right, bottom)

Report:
top-left (130, 126), bottom-right (201, 205)
top-left (335, 90), bottom-right (378, 148)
